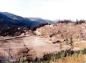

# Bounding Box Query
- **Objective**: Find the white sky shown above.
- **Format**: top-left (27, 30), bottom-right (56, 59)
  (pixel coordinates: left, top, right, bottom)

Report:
top-left (0, 0), bottom-right (86, 20)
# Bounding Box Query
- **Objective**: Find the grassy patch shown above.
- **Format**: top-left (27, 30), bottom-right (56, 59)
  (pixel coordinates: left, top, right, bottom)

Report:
top-left (4, 49), bottom-right (86, 63)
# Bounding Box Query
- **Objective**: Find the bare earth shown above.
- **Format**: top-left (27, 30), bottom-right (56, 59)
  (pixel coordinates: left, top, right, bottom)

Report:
top-left (0, 23), bottom-right (86, 62)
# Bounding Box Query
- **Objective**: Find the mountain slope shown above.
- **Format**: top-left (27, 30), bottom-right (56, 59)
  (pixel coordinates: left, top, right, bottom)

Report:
top-left (0, 12), bottom-right (52, 36)
top-left (0, 12), bottom-right (52, 29)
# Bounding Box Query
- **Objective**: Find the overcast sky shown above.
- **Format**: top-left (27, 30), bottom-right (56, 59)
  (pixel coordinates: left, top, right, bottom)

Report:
top-left (0, 0), bottom-right (86, 20)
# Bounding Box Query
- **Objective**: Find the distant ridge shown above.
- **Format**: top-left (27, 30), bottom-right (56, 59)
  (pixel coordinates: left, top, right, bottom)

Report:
top-left (0, 12), bottom-right (52, 29)
top-left (0, 12), bottom-right (53, 36)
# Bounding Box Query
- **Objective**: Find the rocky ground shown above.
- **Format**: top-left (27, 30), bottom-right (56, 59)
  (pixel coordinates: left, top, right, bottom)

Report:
top-left (0, 21), bottom-right (86, 62)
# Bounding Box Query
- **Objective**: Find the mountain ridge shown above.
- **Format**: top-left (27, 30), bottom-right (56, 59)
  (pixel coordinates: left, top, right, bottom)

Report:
top-left (0, 12), bottom-right (53, 36)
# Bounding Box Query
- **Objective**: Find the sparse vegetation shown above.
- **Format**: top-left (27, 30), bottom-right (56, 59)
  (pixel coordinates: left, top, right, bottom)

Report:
top-left (75, 20), bottom-right (86, 24)
top-left (12, 49), bottom-right (86, 63)
top-left (57, 20), bottom-right (73, 24)
top-left (0, 19), bottom-right (86, 63)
